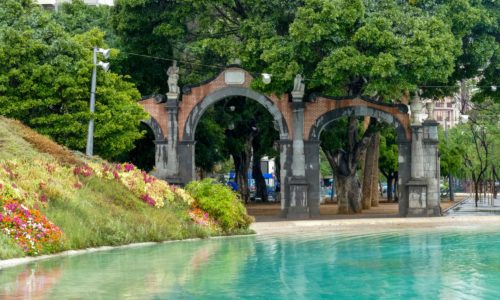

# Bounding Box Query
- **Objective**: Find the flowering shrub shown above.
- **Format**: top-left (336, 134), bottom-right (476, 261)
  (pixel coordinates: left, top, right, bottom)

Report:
top-left (0, 200), bottom-right (64, 255)
top-left (188, 207), bottom-right (220, 231)
top-left (186, 179), bottom-right (254, 232)
top-left (73, 164), bottom-right (93, 177)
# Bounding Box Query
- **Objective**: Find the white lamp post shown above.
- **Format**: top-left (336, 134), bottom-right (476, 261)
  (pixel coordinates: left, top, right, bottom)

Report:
top-left (86, 47), bottom-right (110, 156)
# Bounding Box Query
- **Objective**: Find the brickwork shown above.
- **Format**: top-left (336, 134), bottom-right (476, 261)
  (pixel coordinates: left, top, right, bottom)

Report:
top-left (138, 98), bottom-right (168, 139)
top-left (304, 96), bottom-right (411, 141)
top-left (179, 67), bottom-right (292, 141)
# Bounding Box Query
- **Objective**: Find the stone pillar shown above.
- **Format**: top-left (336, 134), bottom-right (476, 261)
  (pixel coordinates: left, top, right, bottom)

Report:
top-left (163, 93), bottom-right (182, 185)
top-left (278, 140), bottom-right (293, 217)
top-left (153, 139), bottom-right (169, 179)
top-left (304, 140), bottom-right (321, 217)
top-left (422, 119), bottom-right (440, 216)
top-left (397, 139), bottom-right (411, 217)
top-left (406, 94), bottom-right (441, 216)
top-left (178, 140), bottom-right (196, 185)
top-left (287, 86), bottom-right (309, 219)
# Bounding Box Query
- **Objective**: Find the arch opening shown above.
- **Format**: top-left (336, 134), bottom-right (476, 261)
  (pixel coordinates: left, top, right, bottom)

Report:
top-left (191, 94), bottom-right (283, 214)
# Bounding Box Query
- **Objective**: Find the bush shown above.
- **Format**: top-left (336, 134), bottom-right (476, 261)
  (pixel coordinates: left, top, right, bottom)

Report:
top-left (185, 179), bottom-right (253, 232)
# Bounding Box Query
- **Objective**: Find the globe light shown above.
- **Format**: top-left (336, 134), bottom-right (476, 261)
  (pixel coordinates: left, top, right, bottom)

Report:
top-left (262, 73), bottom-right (272, 84)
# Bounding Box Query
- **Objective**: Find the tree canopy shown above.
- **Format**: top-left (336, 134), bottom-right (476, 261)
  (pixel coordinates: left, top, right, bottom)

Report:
top-left (0, 0), bottom-right (146, 160)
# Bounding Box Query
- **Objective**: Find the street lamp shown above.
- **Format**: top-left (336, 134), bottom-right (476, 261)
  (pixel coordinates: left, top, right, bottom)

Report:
top-left (86, 47), bottom-right (110, 156)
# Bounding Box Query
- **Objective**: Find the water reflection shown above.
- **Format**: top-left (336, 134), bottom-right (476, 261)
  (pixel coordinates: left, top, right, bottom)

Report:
top-left (1, 229), bottom-right (500, 299)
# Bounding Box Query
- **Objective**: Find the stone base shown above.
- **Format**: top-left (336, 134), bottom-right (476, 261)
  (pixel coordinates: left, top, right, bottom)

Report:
top-left (164, 177), bottom-right (183, 186)
top-left (406, 178), bottom-right (441, 217)
top-left (287, 176), bottom-right (309, 219)
top-left (287, 206), bottom-right (310, 219)
top-left (407, 207), bottom-right (441, 217)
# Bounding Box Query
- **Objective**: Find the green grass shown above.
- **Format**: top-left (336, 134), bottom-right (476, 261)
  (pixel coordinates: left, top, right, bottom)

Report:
top-left (0, 234), bottom-right (24, 259)
top-left (42, 177), bottom-right (210, 252)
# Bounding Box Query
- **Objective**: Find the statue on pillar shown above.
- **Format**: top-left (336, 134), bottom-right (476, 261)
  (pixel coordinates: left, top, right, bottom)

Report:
top-left (410, 91), bottom-right (423, 125)
top-left (167, 61), bottom-right (180, 94)
top-left (292, 74), bottom-right (305, 99)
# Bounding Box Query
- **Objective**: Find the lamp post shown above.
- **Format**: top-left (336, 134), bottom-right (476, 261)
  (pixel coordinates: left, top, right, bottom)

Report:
top-left (86, 46), bottom-right (110, 156)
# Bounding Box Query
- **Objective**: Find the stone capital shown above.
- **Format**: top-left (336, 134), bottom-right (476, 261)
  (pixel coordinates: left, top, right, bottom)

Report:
top-left (291, 91), bottom-right (304, 99)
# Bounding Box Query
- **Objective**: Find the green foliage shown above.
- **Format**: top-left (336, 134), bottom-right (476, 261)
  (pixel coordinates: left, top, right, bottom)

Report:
top-left (186, 179), bottom-right (254, 232)
top-left (378, 125), bottom-right (398, 176)
top-left (0, 233), bottom-right (25, 260)
top-left (438, 126), bottom-right (462, 177)
top-left (0, 0), bottom-right (147, 160)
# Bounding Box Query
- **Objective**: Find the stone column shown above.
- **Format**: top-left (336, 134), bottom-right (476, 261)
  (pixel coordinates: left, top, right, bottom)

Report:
top-left (153, 139), bottom-right (169, 179)
top-left (163, 93), bottom-right (182, 185)
top-left (178, 140), bottom-right (196, 185)
top-left (278, 140), bottom-right (293, 217)
top-left (397, 139), bottom-right (411, 217)
top-left (406, 94), bottom-right (441, 216)
top-left (287, 84), bottom-right (309, 219)
top-left (304, 140), bottom-right (321, 217)
top-left (422, 119), bottom-right (441, 216)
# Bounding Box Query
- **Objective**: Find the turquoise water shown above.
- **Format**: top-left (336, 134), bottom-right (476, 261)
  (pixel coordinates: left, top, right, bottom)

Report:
top-left (2, 228), bottom-right (500, 299)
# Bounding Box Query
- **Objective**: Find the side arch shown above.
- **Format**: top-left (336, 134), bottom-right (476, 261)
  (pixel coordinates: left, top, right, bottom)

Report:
top-left (141, 117), bottom-right (164, 141)
top-left (182, 86), bottom-right (290, 141)
top-left (308, 106), bottom-right (410, 143)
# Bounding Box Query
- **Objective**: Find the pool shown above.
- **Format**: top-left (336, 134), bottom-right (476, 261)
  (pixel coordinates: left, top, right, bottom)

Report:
top-left (2, 227), bottom-right (500, 299)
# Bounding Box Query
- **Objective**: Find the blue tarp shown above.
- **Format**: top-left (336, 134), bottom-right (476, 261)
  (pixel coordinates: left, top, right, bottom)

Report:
top-left (229, 172), bottom-right (273, 179)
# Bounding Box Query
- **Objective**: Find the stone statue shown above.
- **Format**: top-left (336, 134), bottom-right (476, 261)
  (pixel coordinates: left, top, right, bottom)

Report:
top-left (167, 61), bottom-right (179, 94)
top-left (293, 74), bottom-right (305, 94)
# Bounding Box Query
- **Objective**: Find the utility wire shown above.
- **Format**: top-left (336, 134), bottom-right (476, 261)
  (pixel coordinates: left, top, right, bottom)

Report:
top-left (120, 51), bottom-right (499, 89)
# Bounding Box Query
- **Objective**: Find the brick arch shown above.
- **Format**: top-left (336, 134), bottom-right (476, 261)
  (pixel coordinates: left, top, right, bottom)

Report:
top-left (141, 117), bottom-right (164, 141)
top-left (182, 86), bottom-right (290, 141)
top-left (306, 96), bottom-right (411, 142)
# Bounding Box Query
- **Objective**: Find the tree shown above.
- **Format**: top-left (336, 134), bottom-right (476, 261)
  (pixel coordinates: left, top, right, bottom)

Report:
top-left (448, 101), bottom-right (500, 206)
top-left (378, 126), bottom-right (399, 202)
top-left (0, 0), bottom-right (147, 160)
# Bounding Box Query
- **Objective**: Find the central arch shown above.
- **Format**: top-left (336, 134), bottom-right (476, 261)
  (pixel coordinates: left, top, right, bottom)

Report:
top-left (182, 86), bottom-right (290, 142)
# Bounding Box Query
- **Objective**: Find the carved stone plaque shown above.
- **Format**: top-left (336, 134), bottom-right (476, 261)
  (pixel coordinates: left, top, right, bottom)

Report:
top-left (224, 70), bottom-right (245, 85)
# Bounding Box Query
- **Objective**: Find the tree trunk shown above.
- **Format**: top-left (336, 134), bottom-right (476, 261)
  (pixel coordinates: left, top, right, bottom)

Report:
top-left (474, 180), bottom-right (480, 207)
top-left (336, 173), bottom-right (362, 214)
top-left (493, 166), bottom-right (498, 199)
top-left (393, 171), bottom-right (399, 202)
top-left (448, 175), bottom-right (454, 201)
top-left (387, 173), bottom-right (394, 202)
top-left (362, 134), bottom-right (376, 209)
top-left (371, 132), bottom-right (380, 207)
top-left (252, 154), bottom-right (268, 202)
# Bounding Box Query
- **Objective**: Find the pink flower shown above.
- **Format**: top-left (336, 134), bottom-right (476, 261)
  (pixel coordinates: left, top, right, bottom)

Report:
top-left (39, 194), bottom-right (47, 203)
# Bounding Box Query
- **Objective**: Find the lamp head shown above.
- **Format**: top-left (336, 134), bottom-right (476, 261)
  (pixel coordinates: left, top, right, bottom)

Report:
top-left (261, 73), bottom-right (272, 84)
top-left (97, 61), bottom-right (110, 72)
top-left (98, 48), bottom-right (111, 59)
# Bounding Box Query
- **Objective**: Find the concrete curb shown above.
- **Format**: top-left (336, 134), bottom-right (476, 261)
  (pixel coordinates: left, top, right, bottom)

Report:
top-left (442, 197), bottom-right (470, 214)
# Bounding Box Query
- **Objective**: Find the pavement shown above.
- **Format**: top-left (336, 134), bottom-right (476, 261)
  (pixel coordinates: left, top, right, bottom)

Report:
top-left (246, 195), bottom-right (466, 222)
top-left (247, 193), bottom-right (500, 235)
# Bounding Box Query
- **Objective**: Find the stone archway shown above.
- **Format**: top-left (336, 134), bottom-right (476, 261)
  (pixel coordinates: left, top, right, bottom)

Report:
top-left (306, 104), bottom-right (411, 216)
top-left (138, 67), bottom-right (440, 218)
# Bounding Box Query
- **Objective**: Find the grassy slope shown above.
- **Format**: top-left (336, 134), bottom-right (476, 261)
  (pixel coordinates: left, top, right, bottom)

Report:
top-left (0, 117), bottom-right (211, 259)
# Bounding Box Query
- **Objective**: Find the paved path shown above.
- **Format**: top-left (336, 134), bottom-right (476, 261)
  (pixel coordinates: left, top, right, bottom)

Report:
top-left (446, 196), bottom-right (500, 216)
top-left (246, 196), bottom-right (464, 222)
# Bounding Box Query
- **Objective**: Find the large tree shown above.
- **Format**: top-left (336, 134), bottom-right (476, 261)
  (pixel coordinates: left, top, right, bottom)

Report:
top-left (0, 0), bottom-right (146, 160)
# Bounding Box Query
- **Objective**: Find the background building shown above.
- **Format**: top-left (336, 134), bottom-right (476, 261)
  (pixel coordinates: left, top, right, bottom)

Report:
top-left (37, 0), bottom-right (114, 10)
